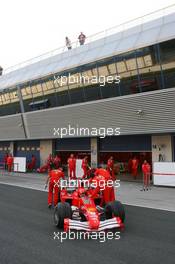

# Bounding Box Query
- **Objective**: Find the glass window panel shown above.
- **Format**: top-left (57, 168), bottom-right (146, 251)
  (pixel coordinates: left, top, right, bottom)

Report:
top-left (81, 71), bottom-right (91, 82)
top-left (53, 79), bottom-right (59, 89)
top-left (92, 68), bottom-right (98, 76)
top-left (42, 82), bottom-right (48, 91)
top-left (68, 73), bottom-right (82, 89)
top-left (54, 78), bottom-right (68, 92)
top-left (46, 80), bottom-right (54, 90)
top-left (31, 86), bottom-right (39, 98)
top-left (0, 95), bottom-right (2, 105)
top-left (43, 81), bottom-right (55, 95)
top-left (159, 39), bottom-right (175, 89)
top-left (35, 83), bottom-right (43, 97)
top-left (26, 86), bottom-right (32, 95)
top-left (22, 86), bottom-right (33, 100)
top-left (137, 57), bottom-right (145, 69)
top-left (4, 92), bottom-right (10, 102)
top-left (98, 66), bottom-right (108, 76)
top-left (1, 94), bottom-right (5, 102)
top-left (2, 93), bottom-right (10, 104)
top-left (10, 90), bottom-right (19, 103)
top-left (126, 58), bottom-right (137, 71)
top-left (144, 55), bottom-right (153, 67)
top-left (136, 46), bottom-right (162, 91)
top-left (21, 88), bottom-right (27, 97)
top-left (30, 84), bottom-right (43, 98)
top-left (31, 85), bottom-right (38, 94)
top-left (107, 63), bottom-right (116, 75)
top-left (117, 61), bottom-right (127, 73)
top-left (36, 83), bottom-right (42, 93)
top-left (85, 70), bottom-right (93, 78)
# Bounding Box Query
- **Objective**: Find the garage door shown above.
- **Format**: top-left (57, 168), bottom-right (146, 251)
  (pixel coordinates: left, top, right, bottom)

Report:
top-left (14, 140), bottom-right (40, 168)
top-left (55, 137), bottom-right (91, 151)
top-left (100, 135), bottom-right (151, 152)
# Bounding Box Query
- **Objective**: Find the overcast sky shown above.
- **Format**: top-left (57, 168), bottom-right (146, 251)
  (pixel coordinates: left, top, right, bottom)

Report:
top-left (0, 0), bottom-right (175, 69)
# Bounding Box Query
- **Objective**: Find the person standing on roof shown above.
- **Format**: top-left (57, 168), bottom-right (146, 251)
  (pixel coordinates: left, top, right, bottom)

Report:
top-left (0, 66), bottom-right (3, 75)
top-left (65, 37), bottom-right (72, 50)
top-left (78, 32), bottom-right (86, 45)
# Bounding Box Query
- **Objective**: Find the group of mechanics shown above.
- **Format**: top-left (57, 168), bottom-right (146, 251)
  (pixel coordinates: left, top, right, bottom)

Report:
top-left (45, 154), bottom-right (151, 208)
top-left (45, 158), bottom-right (116, 209)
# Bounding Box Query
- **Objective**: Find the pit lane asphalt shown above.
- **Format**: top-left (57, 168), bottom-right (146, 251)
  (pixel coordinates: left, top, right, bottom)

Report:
top-left (0, 184), bottom-right (174, 264)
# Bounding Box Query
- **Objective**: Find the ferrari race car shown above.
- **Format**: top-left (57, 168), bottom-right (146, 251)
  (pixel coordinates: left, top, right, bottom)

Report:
top-left (53, 185), bottom-right (125, 232)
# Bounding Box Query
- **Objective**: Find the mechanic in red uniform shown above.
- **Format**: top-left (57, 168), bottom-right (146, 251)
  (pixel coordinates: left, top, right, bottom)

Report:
top-left (45, 168), bottom-right (64, 208)
top-left (82, 156), bottom-right (89, 178)
top-left (107, 156), bottom-right (115, 180)
top-left (7, 154), bottom-right (14, 172)
top-left (53, 154), bottom-right (61, 169)
top-left (67, 154), bottom-right (76, 179)
top-left (90, 168), bottom-right (115, 205)
top-left (131, 156), bottom-right (139, 179)
top-left (27, 155), bottom-right (37, 171)
top-left (47, 154), bottom-right (54, 172)
top-left (3, 153), bottom-right (9, 170)
top-left (37, 154), bottom-right (53, 173)
top-left (141, 160), bottom-right (151, 191)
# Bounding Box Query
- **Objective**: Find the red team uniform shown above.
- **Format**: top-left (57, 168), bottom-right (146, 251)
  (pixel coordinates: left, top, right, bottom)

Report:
top-left (27, 155), bottom-right (36, 171)
top-left (68, 156), bottom-right (76, 179)
top-left (47, 169), bottom-right (64, 206)
top-left (107, 157), bottom-right (115, 180)
top-left (82, 157), bottom-right (88, 178)
top-left (142, 162), bottom-right (151, 188)
top-left (3, 154), bottom-right (8, 170)
top-left (37, 154), bottom-right (53, 173)
top-left (53, 155), bottom-right (61, 169)
top-left (91, 168), bottom-right (115, 205)
top-left (7, 155), bottom-right (14, 172)
top-left (131, 158), bottom-right (139, 179)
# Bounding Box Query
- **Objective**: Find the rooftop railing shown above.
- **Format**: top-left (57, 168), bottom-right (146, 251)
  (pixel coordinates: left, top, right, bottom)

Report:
top-left (3, 3), bottom-right (175, 75)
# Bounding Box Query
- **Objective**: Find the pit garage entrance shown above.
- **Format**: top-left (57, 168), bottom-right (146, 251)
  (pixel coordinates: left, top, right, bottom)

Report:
top-left (99, 135), bottom-right (152, 181)
top-left (55, 137), bottom-right (91, 165)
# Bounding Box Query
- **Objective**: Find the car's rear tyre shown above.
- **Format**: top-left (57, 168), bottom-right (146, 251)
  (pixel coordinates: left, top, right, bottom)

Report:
top-left (105, 201), bottom-right (125, 222)
top-left (54, 202), bottom-right (72, 228)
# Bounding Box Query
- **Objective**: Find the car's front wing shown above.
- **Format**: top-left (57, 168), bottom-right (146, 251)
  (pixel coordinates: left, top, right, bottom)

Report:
top-left (64, 217), bottom-right (123, 232)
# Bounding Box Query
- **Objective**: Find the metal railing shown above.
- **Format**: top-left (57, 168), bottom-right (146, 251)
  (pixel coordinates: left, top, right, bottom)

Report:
top-left (3, 3), bottom-right (175, 75)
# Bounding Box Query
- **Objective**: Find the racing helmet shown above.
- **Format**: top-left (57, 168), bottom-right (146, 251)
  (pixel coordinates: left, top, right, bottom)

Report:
top-left (78, 187), bottom-right (86, 197)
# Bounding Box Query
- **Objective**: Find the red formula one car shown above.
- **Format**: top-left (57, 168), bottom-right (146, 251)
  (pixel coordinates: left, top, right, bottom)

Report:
top-left (53, 185), bottom-right (125, 232)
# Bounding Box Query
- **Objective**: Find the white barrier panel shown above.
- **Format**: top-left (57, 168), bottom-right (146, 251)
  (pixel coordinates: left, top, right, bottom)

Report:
top-left (14, 157), bottom-right (26, 172)
top-left (76, 159), bottom-right (84, 178)
top-left (153, 162), bottom-right (175, 187)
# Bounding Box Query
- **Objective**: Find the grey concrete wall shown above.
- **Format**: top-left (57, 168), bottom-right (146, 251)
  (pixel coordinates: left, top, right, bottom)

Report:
top-left (1, 87), bottom-right (175, 140)
top-left (0, 114), bottom-right (26, 141)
